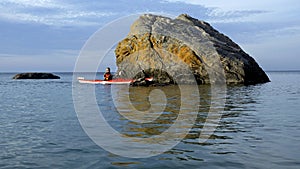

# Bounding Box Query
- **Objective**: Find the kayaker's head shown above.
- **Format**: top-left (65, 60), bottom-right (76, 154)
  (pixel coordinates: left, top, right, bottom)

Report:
top-left (106, 67), bottom-right (110, 73)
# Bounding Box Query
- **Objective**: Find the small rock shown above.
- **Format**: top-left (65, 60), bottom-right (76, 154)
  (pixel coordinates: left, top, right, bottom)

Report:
top-left (13, 73), bottom-right (60, 79)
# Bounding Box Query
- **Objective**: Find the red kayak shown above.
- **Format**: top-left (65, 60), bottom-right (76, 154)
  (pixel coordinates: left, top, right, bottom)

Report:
top-left (77, 77), bottom-right (153, 85)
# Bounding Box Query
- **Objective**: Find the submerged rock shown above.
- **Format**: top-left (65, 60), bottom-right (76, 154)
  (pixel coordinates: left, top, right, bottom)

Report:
top-left (115, 14), bottom-right (270, 85)
top-left (13, 73), bottom-right (60, 79)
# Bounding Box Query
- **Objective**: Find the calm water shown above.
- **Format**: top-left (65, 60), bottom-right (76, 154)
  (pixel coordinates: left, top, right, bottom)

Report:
top-left (0, 72), bottom-right (300, 169)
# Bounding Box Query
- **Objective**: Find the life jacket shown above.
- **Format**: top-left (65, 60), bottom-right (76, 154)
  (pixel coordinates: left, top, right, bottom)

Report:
top-left (104, 72), bottom-right (112, 81)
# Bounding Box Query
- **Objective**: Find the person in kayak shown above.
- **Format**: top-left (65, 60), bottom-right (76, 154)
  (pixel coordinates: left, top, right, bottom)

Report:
top-left (103, 67), bottom-right (113, 81)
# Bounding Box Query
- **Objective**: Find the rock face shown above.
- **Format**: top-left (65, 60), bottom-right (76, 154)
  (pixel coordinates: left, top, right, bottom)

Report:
top-left (13, 73), bottom-right (60, 79)
top-left (115, 14), bottom-right (270, 85)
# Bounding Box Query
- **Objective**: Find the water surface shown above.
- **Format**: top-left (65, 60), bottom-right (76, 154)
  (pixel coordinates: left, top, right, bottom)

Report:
top-left (0, 72), bottom-right (299, 168)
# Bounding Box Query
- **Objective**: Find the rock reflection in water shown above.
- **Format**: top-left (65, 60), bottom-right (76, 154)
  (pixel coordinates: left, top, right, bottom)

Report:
top-left (113, 85), bottom-right (181, 137)
top-left (100, 84), bottom-right (264, 159)
top-left (110, 85), bottom-right (213, 140)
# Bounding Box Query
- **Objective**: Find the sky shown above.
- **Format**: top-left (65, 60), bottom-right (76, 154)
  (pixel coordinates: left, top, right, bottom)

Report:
top-left (0, 0), bottom-right (299, 72)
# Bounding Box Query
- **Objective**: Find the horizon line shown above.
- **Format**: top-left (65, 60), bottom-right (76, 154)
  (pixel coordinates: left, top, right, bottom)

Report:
top-left (1, 70), bottom-right (300, 73)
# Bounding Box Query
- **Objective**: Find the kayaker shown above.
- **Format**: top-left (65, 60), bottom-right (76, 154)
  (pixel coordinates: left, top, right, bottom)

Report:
top-left (103, 67), bottom-right (112, 81)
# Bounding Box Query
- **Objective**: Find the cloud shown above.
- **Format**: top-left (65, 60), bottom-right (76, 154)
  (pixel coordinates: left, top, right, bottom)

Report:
top-left (162, 0), bottom-right (300, 44)
top-left (164, 0), bottom-right (271, 23)
top-left (0, 0), bottom-right (299, 71)
top-left (2, 0), bottom-right (64, 9)
top-left (0, 0), bottom-right (116, 26)
top-left (0, 0), bottom-right (213, 27)
top-left (206, 9), bottom-right (269, 23)
top-left (165, 0), bottom-right (300, 24)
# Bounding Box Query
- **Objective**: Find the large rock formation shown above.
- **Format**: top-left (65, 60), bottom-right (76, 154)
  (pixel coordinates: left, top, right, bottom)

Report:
top-left (13, 73), bottom-right (60, 79)
top-left (115, 14), bottom-right (270, 85)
